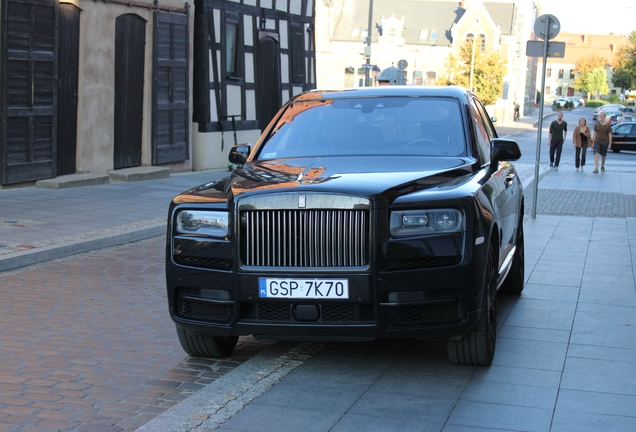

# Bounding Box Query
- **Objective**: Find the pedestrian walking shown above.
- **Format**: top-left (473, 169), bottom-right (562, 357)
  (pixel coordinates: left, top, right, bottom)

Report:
top-left (549, 112), bottom-right (567, 170)
top-left (592, 111), bottom-right (612, 173)
top-left (572, 118), bottom-right (591, 171)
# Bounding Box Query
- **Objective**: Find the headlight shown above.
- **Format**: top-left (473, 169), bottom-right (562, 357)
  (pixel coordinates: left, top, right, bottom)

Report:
top-left (175, 210), bottom-right (229, 237)
top-left (390, 209), bottom-right (463, 237)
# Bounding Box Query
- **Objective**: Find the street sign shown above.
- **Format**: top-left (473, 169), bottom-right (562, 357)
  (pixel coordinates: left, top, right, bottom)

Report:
top-left (529, 13), bottom-right (562, 219)
top-left (526, 41), bottom-right (566, 58)
top-left (534, 14), bottom-right (560, 40)
top-left (397, 59), bottom-right (408, 71)
top-left (361, 64), bottom-right (374, 69)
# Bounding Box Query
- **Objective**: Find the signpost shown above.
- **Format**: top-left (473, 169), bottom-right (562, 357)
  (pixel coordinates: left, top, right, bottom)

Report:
top-left (527, 14), bottom-right (564, 219)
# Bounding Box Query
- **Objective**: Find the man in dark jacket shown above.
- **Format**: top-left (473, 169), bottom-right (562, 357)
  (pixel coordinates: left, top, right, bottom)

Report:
top-left (549, 112), bottom-right (567, 170)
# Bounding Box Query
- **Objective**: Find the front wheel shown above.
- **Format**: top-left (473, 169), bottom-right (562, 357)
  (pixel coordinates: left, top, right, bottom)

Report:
top-left (176, 326), bottom-right (239, 358)
top-left (447, 244), bottom-right (497, 366)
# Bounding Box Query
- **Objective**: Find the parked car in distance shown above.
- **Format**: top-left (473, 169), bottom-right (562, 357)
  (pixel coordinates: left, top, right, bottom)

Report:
top-left (568, 96), bottom-right (584, 106)
top-left (611, 121), bottom-right (636, 152)
top-left (552, 98), bottom-right (570, 109)
top-left (608, 114), bottom-right (620, 126)
top-left (165, 86), bottom-right (525, 366)
top-left (593, 108), bottom-right (623, 121)
top-left (594, 104), bottom-right (625, 115)
top-left (618, 114), bottom-right (636, 124)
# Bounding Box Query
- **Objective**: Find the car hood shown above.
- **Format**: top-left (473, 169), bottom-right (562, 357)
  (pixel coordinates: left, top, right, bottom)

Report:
top-left (178, 156), bottom-right (478, 206)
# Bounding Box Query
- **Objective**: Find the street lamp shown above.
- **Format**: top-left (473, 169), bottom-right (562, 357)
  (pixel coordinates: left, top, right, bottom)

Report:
top-left (364, 0), bottom-right (374, 86)
top-left (469, 18), bottom-right (480, 92)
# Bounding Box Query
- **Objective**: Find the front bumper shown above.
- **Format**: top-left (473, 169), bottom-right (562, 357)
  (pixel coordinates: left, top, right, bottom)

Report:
top-left (166, 233), bottom-right (487, 341)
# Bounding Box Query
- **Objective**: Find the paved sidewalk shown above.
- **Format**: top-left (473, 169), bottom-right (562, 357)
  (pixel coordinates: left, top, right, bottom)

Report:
top-left (0, 169), bottom-right (230, 272)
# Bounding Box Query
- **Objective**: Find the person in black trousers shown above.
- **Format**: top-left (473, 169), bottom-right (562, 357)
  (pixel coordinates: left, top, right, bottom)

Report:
top-left (549, 112), bottom-right (567, 170)
top-left (572, 118), bottom-right (591, 171)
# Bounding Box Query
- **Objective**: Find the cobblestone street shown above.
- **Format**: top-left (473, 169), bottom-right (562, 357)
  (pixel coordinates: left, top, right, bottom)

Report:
top-left (0, 237), bottom-right (273, 432)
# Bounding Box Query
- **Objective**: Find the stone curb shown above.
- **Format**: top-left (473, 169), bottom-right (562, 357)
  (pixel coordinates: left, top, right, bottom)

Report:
top-left (0, 222), bottom-right (166, 273)
top-left (135, 342), bottom-right (326, 432)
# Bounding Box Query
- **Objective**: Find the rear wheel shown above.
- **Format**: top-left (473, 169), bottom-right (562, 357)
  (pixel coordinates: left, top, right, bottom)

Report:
top-left (176, 326), bottom-right (239, 358)
top-left (501, 223), bottom-right (525, 294)
top-left (447, 244), bottom-right (497, 366)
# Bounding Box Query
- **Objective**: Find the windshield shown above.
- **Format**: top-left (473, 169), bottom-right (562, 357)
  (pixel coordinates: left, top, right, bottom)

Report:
top-left (257, 97), bottom-right (467, 160)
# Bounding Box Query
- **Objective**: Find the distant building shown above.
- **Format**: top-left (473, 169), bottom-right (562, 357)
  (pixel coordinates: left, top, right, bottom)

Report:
top-left (535, 33), bottom-right (630, 101)
top-left (315, 0), bottom-right (538, 116)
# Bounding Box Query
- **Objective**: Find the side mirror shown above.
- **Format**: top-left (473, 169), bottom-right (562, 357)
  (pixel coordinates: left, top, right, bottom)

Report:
top-left (490, 138), bottom-right (521, 167)
top-left (229, 144), bottom-right (251, 164)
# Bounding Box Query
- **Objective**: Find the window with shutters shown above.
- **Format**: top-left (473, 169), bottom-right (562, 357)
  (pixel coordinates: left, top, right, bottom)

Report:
top-left (1, 0), bottom-right (57, 184)
top-left (152, 12), bottom-right (189, 165)
top-left (290, 22), bottom-right (305, 83)
top-left (225, 17), bottom-right (238, 77)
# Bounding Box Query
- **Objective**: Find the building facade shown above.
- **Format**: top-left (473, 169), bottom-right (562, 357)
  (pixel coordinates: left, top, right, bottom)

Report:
top-left (315, 0), bottom-right (538, 118)
top-left (535, 33), bottom-right (630, 102)
top-left (0, 0), bottom-right (316, 186)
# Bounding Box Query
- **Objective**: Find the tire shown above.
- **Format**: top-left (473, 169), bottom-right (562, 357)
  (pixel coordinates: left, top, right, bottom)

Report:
top-left (447, 244), bottom-right (497, 366)
top-left (500, 223), bottom-right (525, 294)
top-left (176, 326), bottom-right (239, 358)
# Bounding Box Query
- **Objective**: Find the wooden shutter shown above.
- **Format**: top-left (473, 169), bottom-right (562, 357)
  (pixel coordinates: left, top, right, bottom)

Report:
top-left (1, 0), bottom-right (57, 184)
top-left (57, 3), bottom-right (80, 175)
top-left (152, 12), bottom-right (189, 165)
top-left (114, 14), bottom-right (146, 169)
top-left (290, 22), bottom-right (305, 84)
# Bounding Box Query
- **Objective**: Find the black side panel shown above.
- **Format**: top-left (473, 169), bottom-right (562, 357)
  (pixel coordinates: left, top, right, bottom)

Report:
top-left (1, 0), bottom-right (57, 185)
top-left (57, 3), bottom-right (80, 175)
top-left (114, 14), bottom-right (146, 170)
top-left (152, 12), bottom-right (189, 165)
top-left (256, 36), bottom-right (281, 133)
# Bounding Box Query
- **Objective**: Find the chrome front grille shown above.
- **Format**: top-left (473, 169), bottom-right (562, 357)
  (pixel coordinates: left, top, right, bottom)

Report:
top-left (241, 209), bottom-right (369, 267)
top-left (237, 193), bottom-right (371, 269)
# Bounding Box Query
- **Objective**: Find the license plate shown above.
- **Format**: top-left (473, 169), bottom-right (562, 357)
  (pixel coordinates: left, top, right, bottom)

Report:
top-left (258, 278), bottom-right (349, 299)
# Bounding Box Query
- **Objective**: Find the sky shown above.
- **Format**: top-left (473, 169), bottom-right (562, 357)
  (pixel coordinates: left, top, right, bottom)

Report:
top-left (538, 0), bottom-right (635, 36)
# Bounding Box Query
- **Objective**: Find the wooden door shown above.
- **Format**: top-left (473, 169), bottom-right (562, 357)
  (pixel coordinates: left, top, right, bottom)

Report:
top-left (57, 3), bottom-right (80, 175)
top-left (152, 12), bottom-right (189, 165)
top-left (1, 0), bottom-right (57, 185)
top-left (256, 35), bottom-right (281, 132)
top-left (114, 14), bottom-right (146, 169)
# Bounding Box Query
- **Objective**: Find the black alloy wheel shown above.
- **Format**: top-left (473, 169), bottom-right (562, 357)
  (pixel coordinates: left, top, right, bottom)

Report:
top-left (447, 244), bottom-right (497, 366)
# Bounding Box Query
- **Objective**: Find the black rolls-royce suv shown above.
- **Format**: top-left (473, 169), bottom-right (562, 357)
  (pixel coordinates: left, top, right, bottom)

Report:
top-left (166, 86), bottom-right (524, 366)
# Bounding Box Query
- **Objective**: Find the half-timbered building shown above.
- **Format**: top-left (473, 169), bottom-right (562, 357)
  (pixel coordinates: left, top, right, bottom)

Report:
top-left (0, 0), bottom-right (316, 185)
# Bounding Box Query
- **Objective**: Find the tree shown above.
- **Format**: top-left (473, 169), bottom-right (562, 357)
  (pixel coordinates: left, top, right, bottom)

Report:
top-left (614, 31), bottom-right (636, 93)
top-left (588, 67), bottom-right (610, 100)
top-left (442, 41), bottom-right (507, 105)
top-left (573, 54), bottom-right (607, 96)
top-left (612, 67), bottom-right (633, 94)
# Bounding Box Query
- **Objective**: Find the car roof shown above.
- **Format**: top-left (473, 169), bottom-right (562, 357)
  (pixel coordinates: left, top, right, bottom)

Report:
top-left (297, 86), bottom-right (473, 102)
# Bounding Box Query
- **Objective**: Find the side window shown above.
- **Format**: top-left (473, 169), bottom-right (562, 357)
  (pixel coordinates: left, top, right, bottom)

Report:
top-left (225, 14), bottom-right (239, 77)
top-left (615, 124), bottom-right (631, 135)
top-left (468, 98), bottom-right (491, 164)
top-left (474, 99), bottom-right (497, 141)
